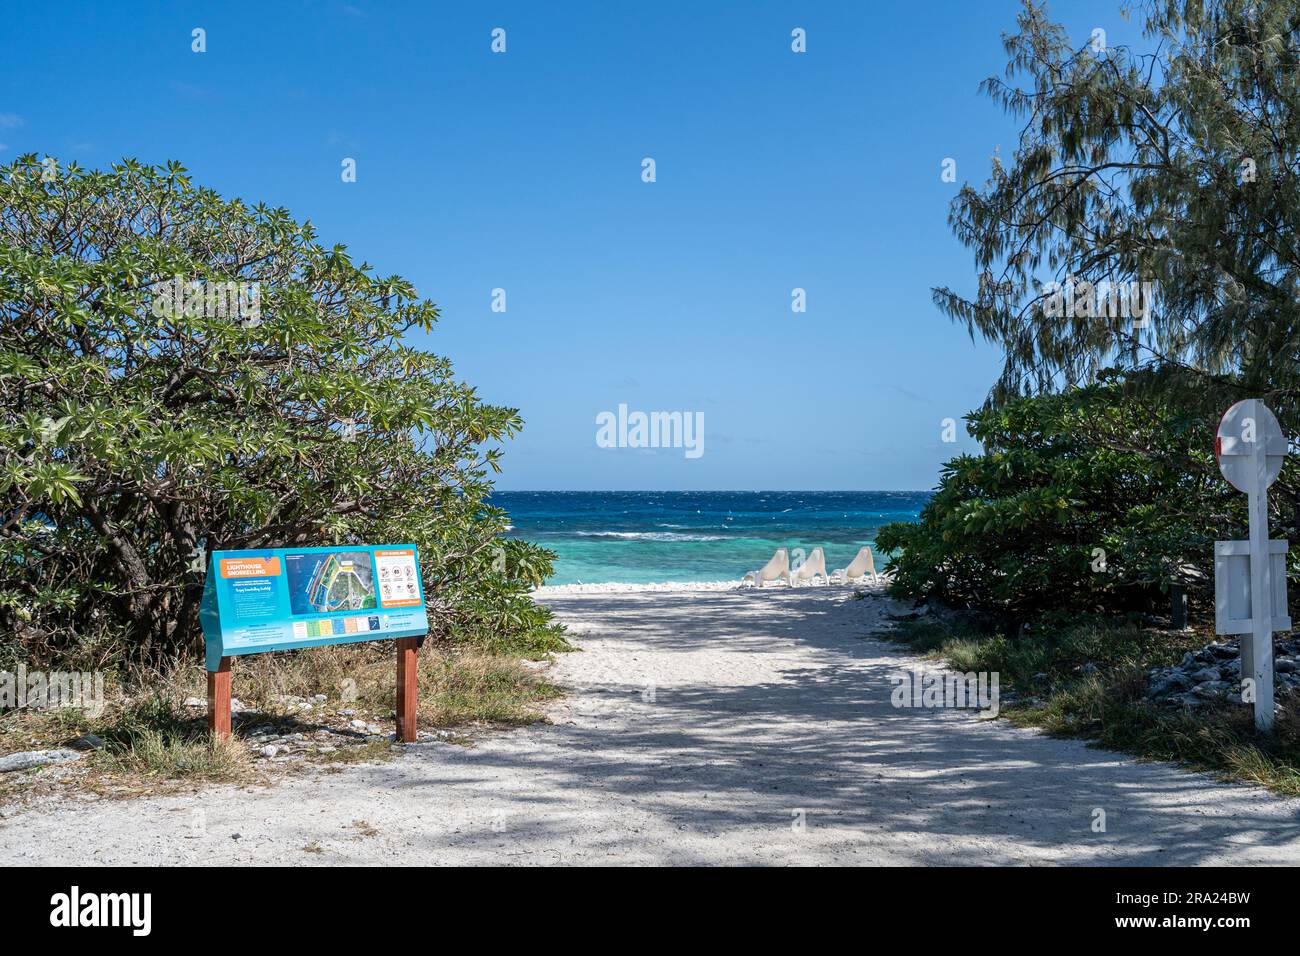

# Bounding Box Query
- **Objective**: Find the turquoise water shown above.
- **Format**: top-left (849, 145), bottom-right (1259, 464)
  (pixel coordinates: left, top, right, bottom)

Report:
top-left (494, 491), bottom-right (929, 585)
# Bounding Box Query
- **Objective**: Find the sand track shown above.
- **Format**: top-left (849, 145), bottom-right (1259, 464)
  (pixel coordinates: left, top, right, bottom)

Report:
top-left (5, 587), bottom-right (1300, 865)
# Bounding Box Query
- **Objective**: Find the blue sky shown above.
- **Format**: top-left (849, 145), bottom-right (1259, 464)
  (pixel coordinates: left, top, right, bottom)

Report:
top-left (0, 0), bottom-right (1142, 490)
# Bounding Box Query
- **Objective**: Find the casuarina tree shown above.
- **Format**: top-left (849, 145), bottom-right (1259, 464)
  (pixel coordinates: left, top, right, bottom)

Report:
top-left (938, 0), bottom-right (1300, 405)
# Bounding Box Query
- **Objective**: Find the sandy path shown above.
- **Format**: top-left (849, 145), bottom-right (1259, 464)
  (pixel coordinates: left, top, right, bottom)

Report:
top-left (5, 587), bottom-right (1300, 865)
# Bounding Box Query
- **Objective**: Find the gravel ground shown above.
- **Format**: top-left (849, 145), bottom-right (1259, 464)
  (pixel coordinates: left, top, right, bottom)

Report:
top-left (4, 586), bottom-right (1300, 865)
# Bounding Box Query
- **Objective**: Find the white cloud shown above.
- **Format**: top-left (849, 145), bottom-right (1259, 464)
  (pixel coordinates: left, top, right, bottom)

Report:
top-left (0, 113), bottom-right (23, 128)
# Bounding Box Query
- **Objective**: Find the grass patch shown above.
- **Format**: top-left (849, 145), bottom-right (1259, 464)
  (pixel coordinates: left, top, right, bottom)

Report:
top-left (313, 739), bottom-right (398, 766)
top-left (887, 613), bottom-right (1300, 796)
top-left (91, 694), bottom-right (251, 780)
top-left (418, 650), bottom-right (561, 726)
top-left (96, 726), bottom-right (251, 780)
top-left (0, 692), bottom-right (252, 788)
top-left (186, 642), bottom-right (562, 727)
top-left (0, 640), bottom-right (564, 799)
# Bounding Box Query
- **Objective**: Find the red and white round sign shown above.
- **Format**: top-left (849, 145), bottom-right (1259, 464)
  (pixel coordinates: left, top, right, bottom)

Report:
top-left (1215, 399), bottom-right (1286, 493)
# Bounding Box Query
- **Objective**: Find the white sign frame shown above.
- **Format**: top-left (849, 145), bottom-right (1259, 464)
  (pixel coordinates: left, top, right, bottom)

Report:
top-left (1213, 539), bottom-right (1290, 634)
top-left (1213, 399), bottom-right (1289, 731)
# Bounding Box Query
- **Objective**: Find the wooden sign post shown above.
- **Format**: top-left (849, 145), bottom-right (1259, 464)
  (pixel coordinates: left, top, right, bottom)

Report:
top-left (208, 656), bottom-right (232, 739)
top-left (1214, 399), bottom-right (1290, 732)
top-left (200, 545), bottom-right (430, 744)
top-left (396, 637), bottom-right (419, 743)
top-left (205, 649), bottom-right (420, 744)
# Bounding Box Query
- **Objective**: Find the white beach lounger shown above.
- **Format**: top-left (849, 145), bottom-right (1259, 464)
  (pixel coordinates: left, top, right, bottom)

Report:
top-left (783, 547), bottom-right (828, 586)
top-left (742, 548), bottom-right (789, 587)
top-left (832, 546), bottom-right (879, 585)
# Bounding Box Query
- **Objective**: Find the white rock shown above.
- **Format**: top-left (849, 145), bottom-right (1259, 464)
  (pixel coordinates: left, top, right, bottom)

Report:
top-left (0, 749), bottom-right (84, 773)
top-left (260, 745), bottom-right (279, 758)
top-left (184, 697), bottom-right (206, 709)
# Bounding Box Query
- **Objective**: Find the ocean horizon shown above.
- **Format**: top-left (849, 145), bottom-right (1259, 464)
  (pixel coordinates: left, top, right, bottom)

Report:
top-left (494, 490), bottom-right (930, 585)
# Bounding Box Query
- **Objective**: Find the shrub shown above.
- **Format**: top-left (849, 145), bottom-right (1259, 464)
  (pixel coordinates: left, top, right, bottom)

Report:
top-left (0, 156), bottom-right (563, 667)
top-left (874, 369), bottom-right (1288, 616)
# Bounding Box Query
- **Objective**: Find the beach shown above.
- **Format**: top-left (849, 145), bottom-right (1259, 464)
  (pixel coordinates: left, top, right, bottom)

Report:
top-left (7, 583), bottom-right (1300, 866)
top-left (497, 490), bottom-right (927, 585)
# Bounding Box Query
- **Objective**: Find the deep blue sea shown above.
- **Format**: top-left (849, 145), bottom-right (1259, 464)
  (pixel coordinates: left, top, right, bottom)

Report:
top-left (493, 491), bottom-right (930, 585)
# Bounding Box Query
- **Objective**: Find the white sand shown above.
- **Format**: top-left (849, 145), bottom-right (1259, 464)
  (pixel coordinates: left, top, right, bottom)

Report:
top-left (534, 580), bottom-right (742, 595)
top-left (4, 586), bottom-right (1300, 865)
top-left (533, 576), bottom-right (887, 595)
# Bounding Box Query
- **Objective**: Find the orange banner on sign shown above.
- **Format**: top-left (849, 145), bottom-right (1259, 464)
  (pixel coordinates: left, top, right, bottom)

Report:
top-left (219, 557), bottom-right (282, 579)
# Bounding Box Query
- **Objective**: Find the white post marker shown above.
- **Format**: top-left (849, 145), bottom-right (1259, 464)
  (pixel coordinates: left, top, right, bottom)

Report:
top-left (1214, 399), bottom-right (1290, 731)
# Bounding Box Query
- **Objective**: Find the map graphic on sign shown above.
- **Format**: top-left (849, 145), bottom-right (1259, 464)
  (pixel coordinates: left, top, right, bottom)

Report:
top-left (201, 543), bottom-right (428, 672)
top-left (285, 550), bottom-right (377, 615)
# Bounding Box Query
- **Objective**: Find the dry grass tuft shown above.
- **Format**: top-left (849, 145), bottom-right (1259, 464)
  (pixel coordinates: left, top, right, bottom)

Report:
top-left (0, 642), bottom-right (562, 801)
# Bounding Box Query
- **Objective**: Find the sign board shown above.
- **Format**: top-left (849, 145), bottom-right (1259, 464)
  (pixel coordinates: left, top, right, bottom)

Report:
top-left (1214, 539), bottom-right (1290, 634)
top-left (1216, 399), bottom-right (1286, 493)
top-left (1213, 398), bottom-right (1290, 732)
top-left (199, 544), bottom-right (429, 672)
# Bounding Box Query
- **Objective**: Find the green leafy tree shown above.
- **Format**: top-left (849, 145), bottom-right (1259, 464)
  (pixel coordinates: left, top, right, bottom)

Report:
top-left (875, 369), bottom-right (1293, 615)
top-left (0, 156), bottom-right (562, 666)
top-left (900, 0), bottom-right (1300, 617)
